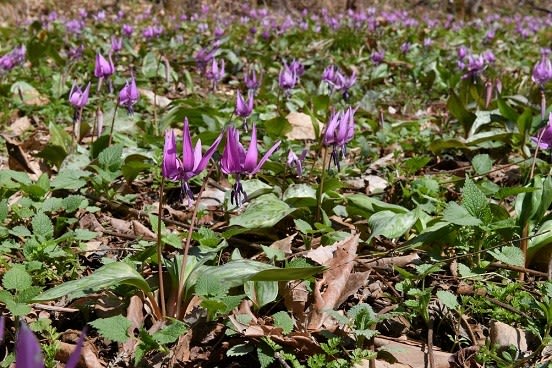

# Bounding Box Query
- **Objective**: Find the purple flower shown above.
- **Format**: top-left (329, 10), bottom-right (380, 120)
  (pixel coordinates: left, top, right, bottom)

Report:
top-left (482, 50), bottom-right (495, 64)
top-left (69, 82), bottom-right (91, 109)
top-left (205, 58), bottom-right (225, 89)
top-left (118, 77), bottom-right (139, 114)
top-left (334, 70), bottom-right (356, 100)
top-left (457, 46), bottom-right (468, 60)
top-left (290, 59), bottom-right (305, 77)
top-left (279, 63), bottom-right (297, 91)
top-left (0, 45), bottom-right (25, 72)
top-left (220, 125), bottom-right (281, 206)
top-left (423, 37), bottom-right (433, 48)
top-left (14, 322), bottom-right (85, 368)
top-left (532, 113), bottom-right (552, 149)
top-left (244, 67), bottom-right (260, 91)
top-left (235, 91), bottom-right (254, 119)
top-left (122, 24), bottom-right (133, 37)
top-left (94, 53), bottom-right (115, 79)
top-left (323, 106), bottom-right (357, 169)
top-left (461, 54), bottom-right (486, 79)
top-left (67, 45), bottom-right (84, 60)
top-left (287, 149), bottom-right (308, 177)
top-left (16, 323), bottom-right (44, 368)
top-left (162, 119), bottom-right (222, 204)
top-left (65, 19), bottom-right (84, 34)
top-left (532, 49), bottom-right (552, 87)
top-left (111, 36), bottom-right (123, 53)
top-left (214, 26), bottom-right (225, 38)
top-left (322, 65), bottom-right (338, 84)
top-left (400, 42), bottom-right (411, 55)
top-left (0, 317), bottom-right (4, 343)
top-left (371, 50), bottom-right (385, 65)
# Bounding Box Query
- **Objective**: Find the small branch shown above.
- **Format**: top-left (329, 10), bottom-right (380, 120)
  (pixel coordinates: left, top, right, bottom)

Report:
top-left (427, 319), bottom-right (435, 368)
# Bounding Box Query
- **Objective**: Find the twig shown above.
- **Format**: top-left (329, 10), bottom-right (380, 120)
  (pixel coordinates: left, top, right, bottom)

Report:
top-left (487, 297), bottom-right (531, 320)
top-left (488, 262), bottom-right (547, 278)
top-left (460, 313), bottom-right (477, 346)
top-left (33, 304), bottom-right (79, 313)
top-left (274, 352), bottom-right (291, 368)
top-left (427, 319), bottom-right (435, 368)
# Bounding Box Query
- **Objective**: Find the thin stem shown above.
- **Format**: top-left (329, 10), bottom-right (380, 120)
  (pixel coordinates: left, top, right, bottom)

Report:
top-left (315, 146), bottom-right (329, 223)
top-left (175, 168), bottom-right (213, 319)
top-left (108, 103), bottom-right (119, 146)
top-left (145, 292), bottom-right (163, 321)
top-left (157, 175), bottom-right (167, 318)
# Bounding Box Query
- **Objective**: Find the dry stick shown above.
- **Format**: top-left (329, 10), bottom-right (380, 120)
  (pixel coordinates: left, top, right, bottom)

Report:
top-left (175, 168), bottom-right (214, 319)
top-left (107, 103), bottom-right (119, 146)
top-left (157, 175), bottom-right (167, 318)
top-left (315, 146), bottom-right (329, 223)
top-left (427, 319), bottom-right (435, 368)
top-left (145, 291), bottom-right (163, 321)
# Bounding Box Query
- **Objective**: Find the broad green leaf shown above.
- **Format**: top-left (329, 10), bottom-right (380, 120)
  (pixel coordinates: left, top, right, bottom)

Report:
top-left (490, 246), bottom-right (524, 267)
top-left (3, 265), bottom-right (32, 291)
top-left (461, 178), bottom-right (492, 224)
top-left (51, 169), bottom-right (89, 190)
top-left (442, 202), bottom-right (482, 226)
top-left (62, 195), bottom-right (88, 213)
top-left (89, 315), bottom-right (132, 343)
top-left (227, 343), bottom-right (254, 357)
top-left (528, 220), bottom-right (552, 259)
top-left (34, 262), bottom-right (151, 301)
top-left (98, 144), bottom-right (123, 171)
top-left (272, 311), bottom-right (294, 334)
top-left (152, 320), bottom-right (188, 345)
top-left (32, 213), bottom-right (54, 239)
top-left (283, 184), bottom-right (317, 207)
top-left (0, 199), bottom-right (8, 222)
top-left (436, 290), bottom-right (459, 310)
top-left (229, 194), bottom-right (294, 229)
top-left (347, 194), bottom-right (409, 218)
top-left (244, 280), bottom-right (278, 308)
top-left (471, 154), bottom-right (493, 176)
top-left (368, 210), bottom-right (417, 241)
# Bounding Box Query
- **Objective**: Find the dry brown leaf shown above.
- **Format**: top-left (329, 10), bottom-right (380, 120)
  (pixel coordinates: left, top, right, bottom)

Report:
top-left (132, 220), bottom-right (156, 240)
top-left (357, 253), bottom-right (421, 270)
top-left (8, 116), bottom-right (32, 136)
top-left (2, 134), bottom-right (38, 175)
top-left (489, 320), bottom-right (532, 353)
top-left (122, 295), bottom-right (144, 358)
top-left (108, 217), bottom-right (133, 234)
top-left (56, 341), bottom-right (103, 368)
top-left (285, 112), bottom-right (320, 140)
top-left (138, 88), bottom-right (172, 108)
top-left (281, 280), bottom-right (309, 329)
top-left (270, 233), bottom-right (296, 255)
top-left (308, 233), bottom-right (359, 330)
top-left (374, 337), bottom-right (452, 368)
top-left (79, 214), bottom-right (105, 232)
top-left (356, 360), bottom-right (413, 368)
top-left (305, 244), bottom-right (338, 265)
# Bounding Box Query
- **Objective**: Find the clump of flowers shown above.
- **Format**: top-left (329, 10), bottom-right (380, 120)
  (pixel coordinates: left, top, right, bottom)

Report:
top-left (162, 118), bottom-right (222, 205)
top-left (323, 106), bottom-right (357, 170)
top-left (118, 76), bottom-right (139, 114)
top-left (0, 45), bottom-right (26, 73)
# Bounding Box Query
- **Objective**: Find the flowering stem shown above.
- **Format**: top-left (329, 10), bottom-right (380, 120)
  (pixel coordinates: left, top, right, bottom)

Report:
top-left (92, 78), bottom-right (104, 144)
top-left (108, 103), bottom-right (119, 146)
top-left (157, 175), bottom-right (167, 318)
top-left (175, 167), bottom-right (213, 319)
top-left (529, 120), bottom-right (546, 180)
top-left (315, 146), bottom-right (329, 225)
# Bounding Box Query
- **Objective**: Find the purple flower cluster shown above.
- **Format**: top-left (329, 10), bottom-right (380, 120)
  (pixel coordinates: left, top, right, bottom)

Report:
top-left (323, 106), bottom-right (358, 170)
top-left (322, 65), bottom-right (356, 99)
top-left (162, 121), bottom-right (280, 207)
top-left (532, 48), bottom-right (552, 87)
top-left (0, 45), bottom-right (25, 72)
top-left (457, 48), bottom-right (495, 80)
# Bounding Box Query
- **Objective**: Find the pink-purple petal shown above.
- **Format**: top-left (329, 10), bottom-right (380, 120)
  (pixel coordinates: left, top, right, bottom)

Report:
top-left (16, 323), bottom-right (44, 368)
top-left (243, 124), bottom-right (259, 173)
top-left (251, 140), bottom-right (281, 175)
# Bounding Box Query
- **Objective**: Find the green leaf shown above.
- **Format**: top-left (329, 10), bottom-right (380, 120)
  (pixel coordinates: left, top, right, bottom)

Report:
top-left (447, 90), bottom-right (476, 136)
top-left (436, 290), bottom-right (459, 310)
top-left (89, 315), bottom-right (132, 343)
top-left (471, 154), bottom-right (493, 176)
top-left (347, 194), bottom-right (409, 218)
top-left (368, 210), bottom-right (417, 240)
top-left (73, 229), bottom-right (98, 241)
top-left (294, 219), bottom-right (312, 234)
top-left (51, 169), bottom-right (89, 190)
top-left (461, 178), bottom-right (492, 224)
top-left (152, 320), bottom-right (188, 345)
top-left (442, 202), bottom-right (482, 226)
top-left (227, 343), bottom-right (254, 357)
top-left (272, 311), bottom-right (294, 335)
top-left (244, 280), bottom-right (278, 308)
top-left (261, 245), bottom-right (285, 261)
top-left (3, 265), bottom-right (32, 291)
top-left (98, 144), bottom-right (124, 171)
top-left (490, 246), bottom-right (524, 267)
top-left (9, 226), bottom-right (32, 238)
top-left (32, 213), bottom-right (54, 239)
top-left (0, 199), bottom-right (8, 222)
top-left (229, 194), bottom-right (294, 229)
top-left (283, 184), bottom-right (317, 207)
top-left (62, 195), bottom-right (88, 213)
top-left (34, 262), bottom-right (151, 301)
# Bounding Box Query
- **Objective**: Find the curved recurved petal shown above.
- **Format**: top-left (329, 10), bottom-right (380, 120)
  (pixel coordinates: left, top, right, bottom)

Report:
top-left (221, 127), bottom-right (240, 174)
top-left (323, 110), bottom-right (340, 146)
top-left (162, 129), bottom-right (180, 180)
top-left (243, 124), bottom-right (259, 173)
top-left (251, 139), bottom-right (281, 175)
top-left (195, 132), bottom-right (223, 174)
top-left (182, 118), bottom-right (195, 172)
top-left (66, 329), bottom-right (86, 368)
top-left (16, 323), bottom-right (44, 368)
